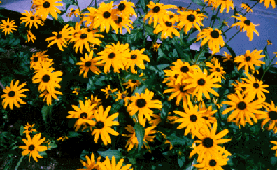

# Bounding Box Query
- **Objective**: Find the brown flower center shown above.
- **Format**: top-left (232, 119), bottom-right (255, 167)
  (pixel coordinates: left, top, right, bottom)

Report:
top-left (187, 14), bottom-right (195, 22)
top-left (136, 99), bottom-right (146, 108)
top-left (108, 52), bottom-right (115, 59)
top-left (80, 112), bottom-right (87, 119)
top-left (85, 61), bottom-right (91, 67)
top-left (203, 137), bottom-right (213, 148)
top-left (104, 11), bottom-right (111, 18)
top-left (29, 144), bottom-right (35, 151)
top-left (33, 57), bottom-right (38, 62)
top-left (190, 114), bottom-right (197, 122)
top-left (211, 30), bottom-right (219, 38)
top-left (244, 20), bottom-right (250, 26)
top-left (209, 159), bottom-right (217, 166)
top-left (269, 111), bottom-right (277, 120)
top-left (131, 55), bottom-right (137, 59)
top-left (42, 74), bottom-right (50, 83)
top-left (43, 1), bottom-right (50, 8)
top-left (197, 78), bottom-right (206, 85)
top-left (118, 3), bottom-right (126, 11)
top-left (153, 6), bottom-right (160, 13)
top-left (80, 34), bottom-right (87, 39)
top-left (253, 83), bottom-right (259, 89)
top-left (95, 121), bottom-right (104, 129)
top-left (8, 91), bottom-right (15, 97)
top-left (180, 66), bottom-right (189, 73)
top-left (237, 101), bottom-right (246, 110)
top-left (165, 22), bottom-right (172, 27)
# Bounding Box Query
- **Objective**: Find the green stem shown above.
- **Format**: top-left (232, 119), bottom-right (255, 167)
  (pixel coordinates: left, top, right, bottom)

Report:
top-left (211, 5), bottom-right (221, 28)
top-left (261, 58), bottom-right (275, 80)
top-left (15, 155), bottom-right (24, 170)
top-left (221, 30), bottom-right (240, 50)
top-left (117, 73), bottom-right (124, 92)
top-left (193, 45), bottom-right (206, 64)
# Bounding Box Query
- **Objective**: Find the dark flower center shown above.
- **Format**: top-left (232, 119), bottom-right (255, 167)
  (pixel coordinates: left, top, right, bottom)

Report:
top-left (57, 34), bottom-right (62, 39)
top-left (108, 52), bottom-right (115, 59)
top-left (174, 74), bottom-right (179, 79)
top-left (165, 22), bottom-right (172, 27)
top-left (131, 55), bottom-right (137, 59)
top-left (33, 57), bottom-right (38, 62)
top-left (211, 30), bottom-right (219, 38)
top-left (253, 83), bottom-right (259, 88)
top-left (190, 115), bottom-right (197, 122)
top-left (122, 94), bottom-right (126, 98)
top-left (187, 14), bottom-right (195, 22)
top-left (215, 68), bottom-right (221, 72)
top-left (8, 91), bottom-right (15, 97)
top-left (131, 80), bottom-right (137, 83)
top-left (104, 11), bottom-right (111, 18)
top-left (136, 99), bottom-right (146, 108)
top-left (237, 101), bottom-right (246, 110)
top-left (85, 61), bottom-right (91, 67)
top-left (30, 16), bottom-right (35, 20)
top-left (246, 56), bottom-right (251, 62)
top-left (80, 34), bottom-right (87, 39)
top-left (198, 78), bottom-right (206, 85)
top-left (118, 3), bottom-right (125, 11)
top-left (95, 121), bottom-right (104, 129)
top-left (209, 159), bottom-right (217, 166)
top-left (244, 20), bottom-right (250, 26)
top-left (203, 137), bottom-right (213, 148)
top-left (28, 127), bottom-right (32, 131)
top-left (43, 1), bottom-right (50, 8)
top-left (169, 15), bottom-right (174, 19)
top-left (6, 25), bottom-right (9, 28)
top-left (179, 85), bottom-right (187, 93)
top-left (241, 87), bottom-right (246, 91)
top-left (153, 6), bottom-right (160, 13)
top-left (115, 17), bottom-right (122, 24)
top-left (29, 144), bottom-right (35, 151)
top-left (269, 111), bottom-right (277, 120)
top-left (42, 74), bottom-right (50, 83)
top-left (80, 112), bottom-right (87, 118)
top-left (180, 66), bottom-right (189, 73)
top-left (108, 90), bottom-right (112, 94)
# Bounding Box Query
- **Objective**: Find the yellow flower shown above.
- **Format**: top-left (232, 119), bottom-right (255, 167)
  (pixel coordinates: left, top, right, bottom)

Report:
top-left (1, 80), bottom-right (29, 110)
top-left (123, 79), bottom-right (141, 92)
top-left (241, 3), bottom-right (253, 13)
top-left (77, 152), bottom-right (101, 170)
top-left (72, 87), bottom-right (80, 95)
top-left (32, 0), bottom-right (63, 21)
top-left (57, 136), bottom-right (68, 141)
top-left (39, 89), bottom-right (62, 106)
top-left (91, 106), bottom-right (119, 146)
top-left (101, 85), bottom-right (118, 99)
top-left (151, 42), bottom-right (161, 52)
top-left (112, 13), bottom-right (134, 34)
top-left (231, 14), bottom-right (260, 41)
top-left (66, 8), bottom-right (81, 17)
top-left (19, 133), bottom-right (48, 162)
top-left (267, 39), bottom-right (272, 45)
top-left (196, 27), bottom-right (225, 55)
top-left (212, 0), bottom-right (234, 13)
top-left (26, 30), bottom-right (36, 43)
top-left (23, 122), bottom-right (37, 135)
top-left (99, 156), bottom-right (133, 170)
top-left (20, 10), bottom-right (43, 29)
top-left (259, 0), bottom-right (276, 9)
top-left (257, 101), bottom-right (277, 133)
top-left (153, 18), bottom-right (180, 39)
top-left (115, 0), bottom-right (137, 17)
top-left (0, 18), bottom-right (17, 35)
top-left (125, 48), bottom-right (150, 74)
top-left (206, 58), bottom-right (226, 80)
top-left (76, 51), bottom-right (102, 78)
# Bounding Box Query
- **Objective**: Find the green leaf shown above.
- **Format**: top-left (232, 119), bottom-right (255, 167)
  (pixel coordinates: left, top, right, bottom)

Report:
top-left (133, 84), bottom-right (146, 96)
top-left (156, 64), bottom-right (170, 71)
top-left (41, 105), bottom-right (53, 123)
top-left (48, 141), bottom-right (57, 150)
top-left (174, 43), bottom-right (190, 62)
top-left (178, 156), bottom-right (186, 168)
top-left (111, 34), bottom-right (118, 41)
top-left (192, 0), bottom-right (205, 6)
top-left (271, 157), bottom-right (277, 165)
top-left (68, 131), bottom-right (80, 138)
top-left (225, 44), bottom-right (236, 58)
top-left (97, 149), bottom-right (122, 161)
top-left (173, 49), bottom-right (178, 58)
top-left (134, 123), bottom-right (145, 151)
top-left (20, 125), bottom-right (24, 136)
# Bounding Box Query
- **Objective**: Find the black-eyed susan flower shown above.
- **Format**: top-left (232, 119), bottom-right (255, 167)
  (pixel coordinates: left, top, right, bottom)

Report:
top-left (231, 14), bottom-right (260, 41)
top-left (234, 49), bottom-right (265, 74)
top-left (151, 42), bottom-right (161, 52)
top-left (212, 0), bottom-right (234, 13)
top-left (73, 87), bottom-right (80, 95)
top-left (240, 73), bottom-right (269, 100)
top-left (91, 106), bottom-right (119, 146)
top-left (74, 108), bottom-right (96, 132)
top-left (70, 22), bottom-right (103, 54)
top-left (177, 9), bottom-right (207, 34)
top-left (20, 10), bottom-right (43, 29)
top-left (115, 90), bottom-right (129, 106)
top-left (115, 0), bottom-right (137, 18)
top-left (189, 122), bottom-right (232, 162)
top-left (93, 1), bottom-right (118, 33)
top-left (122, 125), bottom-right (156, 152)
top-left (57, 136), bottom-right (68, 142)
top-left (99, 156), bottom-right (133, 170)
top-left (222, 51), bottom-right (233, 62)
top-left (0, 18), bottom-right (17, 35)
top-left (144, 1), bottom-right (177, 28)
top-left (101, 85), bottom-right (118, 99)
top-left (198, 101), bottom-right (217, 129)
top-left (76, 51), bottom-right (102, 78)
top-left (259, 0), bottom-right (276, 9)
top-left (32, 65), bottom-right (63, 93)
top-left (196, 27), bottom-right (225, 55)
top-left (1, 80), bottom-right (29, 110)
top-left (96, 42), bottom-right (130, 73)
top-left (19, 133), bottom-right (48, 162)
top-left (39, 89), bottom-right (62, 106)
top-left (81, 7), bottom-right (97, 29)
top-left (66, 8), bottom-right (81, 17)
top-left (221, 91), bottom-right (266, 128)
top-left (112, 14), bottom-right (134, 34)
top-left (32, 0), bottom-right (63, 21)
top-left (125, 48), bottom-right (150, 74)
top-left (45, 24), bottom-right (73, 51)
top-left (78, 152), bottom-right (101, 170)
top-left (67, 99), bottom-right (97, 119)
top-left (206, 58), bottom-right (226, 80)
top-left (23, 122), bottom-right (37, 135)
top-left (256, 101), bottom-right (277, 133)
top-left (241, 3), bottom-right (253, 13)
top-left (123, 79), bottom-right (141, 92)
top-left (30, 50), bottom-right (53, 70)
top-left (87, 94), bottom-right (102, 109)
top-left (153, 18), bottom-right (180, 39)
top-left (174, 101), bottom-right (207, 139)
top-left (267, 39), bottom-right (272, 45)
top-left (26, 30), bottom-right (36, 43)
top-left (184, 68), bottom-right (221, 101)
top-left (193, 147), bottom-right (229, 169)
top-left (127, 88), bottom-right (162, 127)
top-left (163, 81), bottom-right (194, 106)
top-left (271, 141), bottom-right (277, 157)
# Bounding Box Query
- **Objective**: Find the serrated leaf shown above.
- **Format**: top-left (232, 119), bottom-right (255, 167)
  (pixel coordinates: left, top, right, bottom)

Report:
top-left (98, 149), bottom-right (121, 160)
top-left (178, 156), bottom-right (186, 167)
top-left (68, 131), bottom-right (80, 138)
top-left (134, 123), bottom-right (145, 151)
